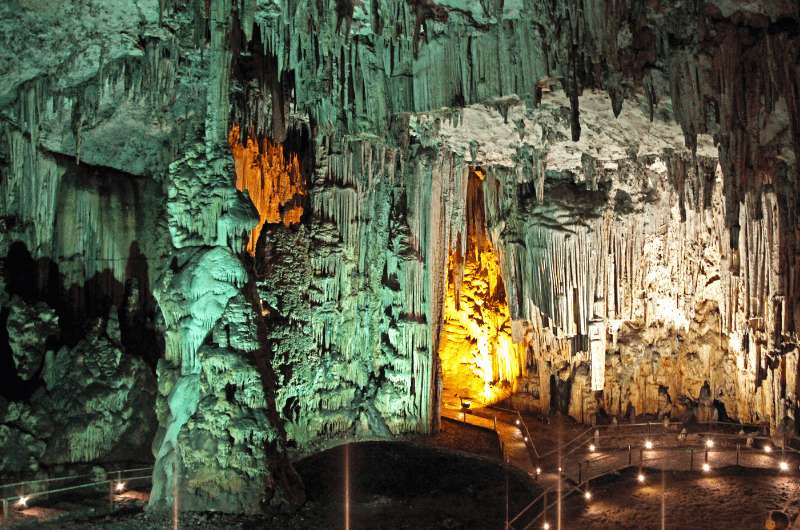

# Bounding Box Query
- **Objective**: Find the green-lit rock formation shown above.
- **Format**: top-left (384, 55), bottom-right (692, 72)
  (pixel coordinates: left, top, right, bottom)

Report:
top-left (1, 0), bottom-right (798, 515)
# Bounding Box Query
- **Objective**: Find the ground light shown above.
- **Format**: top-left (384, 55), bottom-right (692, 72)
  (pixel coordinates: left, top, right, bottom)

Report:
top-left (702, 463), bottom-right (711, 472)
top-left (638, 473), bottom-right (646, 483)
top-left (542, 522), bottom-right (550, 529)
top-left (588, 443), bottom-right (596, 452)
top-left (15, 496), bottom-right (28, 508)
top-left (115, 481), bottom-right (126, 492)
top-left (584, 491), bottom-right (592, 500)
top-left (644, 440), bottom-right (654, 449)
top-left (705, 439), bottom-right (714, 448)
top-left (779, 461), bottom-right (789, 472)
top-left (764, 445), bottom-right (772, 453)
top-left (535, 467), bottom-right (542, 475)
top-left (515, 419), bottom-right (520, 425)
top-left (524, 436), bottom-right (529, 442)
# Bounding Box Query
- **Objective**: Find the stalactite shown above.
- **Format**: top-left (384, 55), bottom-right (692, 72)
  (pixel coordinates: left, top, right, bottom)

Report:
top-left (228, 125), bottom-right (304, 254)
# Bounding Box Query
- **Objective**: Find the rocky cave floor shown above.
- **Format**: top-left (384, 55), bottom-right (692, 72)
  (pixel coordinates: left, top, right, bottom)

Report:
top-left (7, 419), bottom-right (799, 530)
top-left (563, 466), bottom-right (800, 530)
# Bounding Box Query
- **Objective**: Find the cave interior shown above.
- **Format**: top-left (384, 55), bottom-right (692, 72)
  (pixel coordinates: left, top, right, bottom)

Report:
top-left (0, 0), bottom-right (799, 526)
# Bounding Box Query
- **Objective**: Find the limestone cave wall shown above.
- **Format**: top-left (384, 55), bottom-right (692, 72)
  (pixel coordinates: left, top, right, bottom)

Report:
top-left (0, 0), bottom-right (798, 515)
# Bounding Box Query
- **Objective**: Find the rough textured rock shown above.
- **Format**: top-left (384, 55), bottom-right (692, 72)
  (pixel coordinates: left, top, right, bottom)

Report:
top-left (1, 0), bottom-right (799, 515)
top-left (0, 308), bottom-right (156, 474)
top-left (5, 295), bottom-right (59, 380)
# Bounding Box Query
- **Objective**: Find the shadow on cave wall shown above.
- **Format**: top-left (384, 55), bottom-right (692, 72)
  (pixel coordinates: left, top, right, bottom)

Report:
top-left (0, 239), bottom-right (163, 402)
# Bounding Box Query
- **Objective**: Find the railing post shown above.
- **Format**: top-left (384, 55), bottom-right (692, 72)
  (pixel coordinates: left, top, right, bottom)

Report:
top-left (736, 443), bottom-right (740, 466)
top-left (109, 478), bottom-right (114, 509)
top-left (543, 490), bottom-right (548, 525)
top-left (628, 444), bottom-right (632, 465)
top-left (578, 461), bottom-right (582, 484)
top-left (2, 498), bottom-right (9, 526)
top-left (689, 448), bottom-right (694, 471)
top-left (704, 448), bottom-right (709, 463)
top-left (639, 447), bottom-right (644, 463)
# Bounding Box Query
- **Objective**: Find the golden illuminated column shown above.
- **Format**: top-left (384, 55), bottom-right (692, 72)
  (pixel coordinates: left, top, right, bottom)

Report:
top-left (228, 126), bottom-right (304, 254)
top-left (438, 170), bottom-right (525, 408)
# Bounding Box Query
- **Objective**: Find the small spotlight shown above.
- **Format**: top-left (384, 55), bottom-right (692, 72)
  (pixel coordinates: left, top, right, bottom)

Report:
top-left (637, 473), bottom-right (645, 483)
top-left (543, 522), bottom-right (550, 530)
top-left (515, 419), bottom-right (520, 426)
top-left (705, 439), bottom-right (714, 448)
top-left (115, 481), bottom-right (126, 492)
top-left (779, 461), bottom-right (789, 472)
top-left (702, 463), bottom-right (711, 472)
top-left (584, 491), bottom-right (592, 500)
top-left (558, 466), bottom-right (563, 472)
top-left (644, 440), bottom-right (654, 450)
top-left (588, 443), bottom-right (596, 452)
top-left (764, 445), bottom-right (772, 454)
top-left (535, 467), bottom-right (542, 475)
top-left (16, 496), bottom-right (28, 508)
top-left (524, 436), bottom-right (529, 442)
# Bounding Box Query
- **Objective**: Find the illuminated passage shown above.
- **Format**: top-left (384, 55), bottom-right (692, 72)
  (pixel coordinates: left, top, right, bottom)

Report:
top-left (229, 125), bottom-right (304, 254)
top-left (438, 170), bottom-right (524, 408)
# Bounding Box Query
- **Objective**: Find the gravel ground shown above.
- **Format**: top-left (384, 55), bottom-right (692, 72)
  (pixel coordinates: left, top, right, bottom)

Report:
top-left (563, 466), bottom-right (800, 530)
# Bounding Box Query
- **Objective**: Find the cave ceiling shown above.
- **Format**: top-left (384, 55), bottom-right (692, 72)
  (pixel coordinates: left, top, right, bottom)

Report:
top-left (0, 0), bottom-right (798, 514)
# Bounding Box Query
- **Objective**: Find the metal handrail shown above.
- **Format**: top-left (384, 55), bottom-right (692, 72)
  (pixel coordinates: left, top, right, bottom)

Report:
top-left (509, 423), bottom-right (799, 528)
top-left (1, 474), bottom-right (153, 504)
top-left (0, 466), bottom-right (153, 491)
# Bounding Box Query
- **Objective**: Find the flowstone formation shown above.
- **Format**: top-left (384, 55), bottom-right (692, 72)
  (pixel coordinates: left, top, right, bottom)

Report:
top-left (439, 170), bottom-right (524, 408)
top-left (2, 0), bottom-right (800, 515)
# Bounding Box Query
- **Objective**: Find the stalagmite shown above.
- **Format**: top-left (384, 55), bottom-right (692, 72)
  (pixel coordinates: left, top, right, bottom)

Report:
top-left (2, 0), bottom-right (800, 516)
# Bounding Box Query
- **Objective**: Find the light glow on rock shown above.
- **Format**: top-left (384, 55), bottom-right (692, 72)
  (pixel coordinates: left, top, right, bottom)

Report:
top-left (439, 170), bottom-right (524, 407)
top-left (228, 125), bottom-right (304, 255)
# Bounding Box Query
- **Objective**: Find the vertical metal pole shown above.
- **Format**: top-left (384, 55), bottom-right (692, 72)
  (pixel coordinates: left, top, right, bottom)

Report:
top-left (2, 499), bottom-right (9, 525)
top-left (736, 443), bottom-right (740, 466)
top-left (689, 448), bottom-right (694, 471)
top-left (704, 449), bottom-right (708, 463)
top-left (639, 447), bottom-right (644, 464)
top-left (543, 490), bottom-right (548, 527)
top-left (505, 459), bottom-right (509, 530)
top-left (628, 444), bottom-right (632, 465)
top-left (660, 463), bottom-right (666, 530)
top-left (578, 461), bottom-right (582, 484)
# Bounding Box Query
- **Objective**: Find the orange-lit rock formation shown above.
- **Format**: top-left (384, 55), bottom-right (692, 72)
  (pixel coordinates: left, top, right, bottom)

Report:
top-left (229, 126), bottom-right (304, 254)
